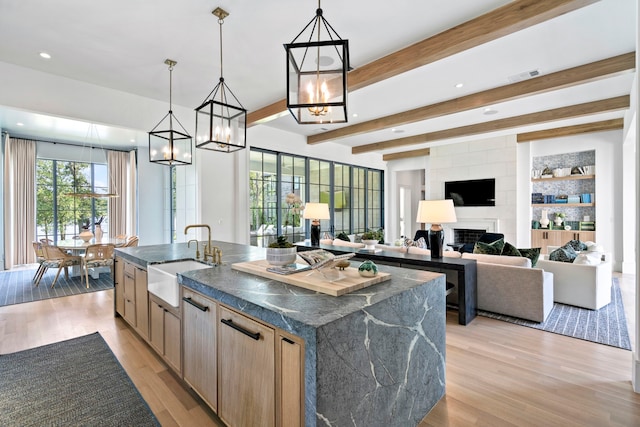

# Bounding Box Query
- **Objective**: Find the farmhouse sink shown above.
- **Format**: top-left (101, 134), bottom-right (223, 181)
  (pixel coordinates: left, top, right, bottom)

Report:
top-left (147, 260), bottom-right (211, 308)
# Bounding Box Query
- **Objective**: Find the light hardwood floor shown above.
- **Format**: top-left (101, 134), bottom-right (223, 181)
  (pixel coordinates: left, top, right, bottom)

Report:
top-left (0, 274), bottom-right (638, 426)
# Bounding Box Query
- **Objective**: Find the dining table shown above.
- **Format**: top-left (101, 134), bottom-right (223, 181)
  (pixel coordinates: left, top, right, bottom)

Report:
top-left (55, 237), bottom-right (127, 278)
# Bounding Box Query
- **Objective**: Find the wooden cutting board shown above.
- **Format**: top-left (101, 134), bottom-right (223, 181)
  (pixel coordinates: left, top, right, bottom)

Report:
top-left (231, 260), bottom-right (390, 296)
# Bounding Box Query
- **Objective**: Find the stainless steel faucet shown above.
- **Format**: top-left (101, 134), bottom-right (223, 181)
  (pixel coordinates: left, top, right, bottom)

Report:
top-left (185, 224), bottom-right (213, 262)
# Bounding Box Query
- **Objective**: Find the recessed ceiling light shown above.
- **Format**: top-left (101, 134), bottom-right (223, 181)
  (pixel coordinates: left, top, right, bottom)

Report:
top-left (16, 122), bottom-right (24, 126)
top-left (391, 128), bottom-right (405, 134)
top-left (483, 107), bottom-right (498, 115)
top-left (455, 83), bottom-right (464, 88)
top-left (39, 52), bottom-right (51, 59)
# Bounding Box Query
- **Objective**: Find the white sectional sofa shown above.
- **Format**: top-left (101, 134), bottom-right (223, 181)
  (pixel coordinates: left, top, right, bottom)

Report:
top-left (461, 253), bottom-right (554, 322)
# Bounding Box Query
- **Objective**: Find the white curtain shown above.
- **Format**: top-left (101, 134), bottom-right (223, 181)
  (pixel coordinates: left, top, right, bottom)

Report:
top-left (107, 150), bottom-right (137, 238)
top-left (3, 136), bottom-right (36, 269)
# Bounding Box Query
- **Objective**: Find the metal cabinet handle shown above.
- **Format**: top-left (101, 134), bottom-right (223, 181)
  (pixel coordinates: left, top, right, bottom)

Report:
top-left (182, 297), bottom-right (209, 312)
top-left (282, 337), bottom-right (295, 345)
top-left (221, 318), bottom-right (261, 340)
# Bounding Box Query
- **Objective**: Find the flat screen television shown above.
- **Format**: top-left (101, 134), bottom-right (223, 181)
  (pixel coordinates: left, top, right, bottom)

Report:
top-left (445, 178), bottom-right (495, 207)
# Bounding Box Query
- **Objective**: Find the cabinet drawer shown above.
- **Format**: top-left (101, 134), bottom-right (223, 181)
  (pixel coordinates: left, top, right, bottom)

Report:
top-left (124, 261), bottom-right (136, 277)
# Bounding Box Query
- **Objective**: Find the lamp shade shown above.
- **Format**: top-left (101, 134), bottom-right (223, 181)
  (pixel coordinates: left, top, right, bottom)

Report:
top-left (416, 200), bottom-right (457, 224)
top-left (303, 202), bottom-right (330, 220)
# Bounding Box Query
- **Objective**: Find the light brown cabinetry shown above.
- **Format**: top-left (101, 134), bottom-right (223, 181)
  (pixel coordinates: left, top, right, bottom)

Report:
top-left (218, 305), bottom-right (276, 427)
top-left (149, 294), bottom-right (181, 374)
top-left (278, 333), bottom-right (304, 427)
top-left (182, 288), bottom-right (218, 412)
top-left (531, 230), bottom-right (596, 254)
top-left (114, 256), bottom-right (125, 316)
top-left (118, 257), bottom-right (149, 340)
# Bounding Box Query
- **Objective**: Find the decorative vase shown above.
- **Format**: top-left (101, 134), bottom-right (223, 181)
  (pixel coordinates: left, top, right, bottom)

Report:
top-left (79, 230), bottom-right (94, 242)
top-left (94, 224), bottom-right (103, 241)
top-left (361, 239), bottom-right (378, 251)
top-left (358, 260), bottom-right (378, 277)
top-left (539, 210), bottom-right (550, 229)
top-left (554, 216), bottom-right (563, 227)
top-left (266, 247), bottom-right (297, 266)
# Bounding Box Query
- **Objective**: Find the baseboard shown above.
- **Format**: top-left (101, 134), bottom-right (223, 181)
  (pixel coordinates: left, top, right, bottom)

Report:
top-left (633, 353), bottom-right (640, 393)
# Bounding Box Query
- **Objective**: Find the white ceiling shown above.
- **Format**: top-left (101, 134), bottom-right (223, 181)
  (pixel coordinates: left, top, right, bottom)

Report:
top-left (0, 0), bottom-right (636, 154)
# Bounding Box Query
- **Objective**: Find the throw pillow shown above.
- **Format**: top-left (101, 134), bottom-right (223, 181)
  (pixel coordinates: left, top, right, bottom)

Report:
top-left (573, 253), bottom-right (601, 265)
top-left (473, 238), bottom-right (504, 255)
top-left (549, 245), bottom-right (578, 263)
top-left (501, 241), bottom-right (522, 257)
top-left (565, 239), bottom-right (588, 251)
top-left (517, 247), bottom-right (541, 267)
top-left (415, 237), bottom-right (428, 249)
top-left (336, 232), bottom-right (350, 242)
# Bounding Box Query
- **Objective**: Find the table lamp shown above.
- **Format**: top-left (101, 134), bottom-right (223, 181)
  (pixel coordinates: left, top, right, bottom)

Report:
top-left (303, 202), bottom-right (330, 246)
top-left (416, 199), bottom-right (457, 258)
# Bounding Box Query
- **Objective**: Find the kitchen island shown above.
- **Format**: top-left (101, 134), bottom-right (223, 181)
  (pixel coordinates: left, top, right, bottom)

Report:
top-left (115, 241), bottom-right (446, 427)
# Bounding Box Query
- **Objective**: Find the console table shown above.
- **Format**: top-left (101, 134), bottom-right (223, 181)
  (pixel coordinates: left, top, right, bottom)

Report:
top-left (296, 243), bottom-right (477, 325)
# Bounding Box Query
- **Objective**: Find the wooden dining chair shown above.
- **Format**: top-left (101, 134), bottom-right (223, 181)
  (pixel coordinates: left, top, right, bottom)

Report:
top-left (82, 244), bottom-right (115, 288)
top-left (32, 242), bottom-right (48, 285)
top-left (124, 236), bottom-right (139, 247)
top-left (40, 245), bottom-right (82, 288)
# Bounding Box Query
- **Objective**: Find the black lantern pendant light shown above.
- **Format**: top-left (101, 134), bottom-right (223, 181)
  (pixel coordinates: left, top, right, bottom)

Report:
top-left (195, 7), bottom-right (247, 153)
top-left (284, 0), bottom-right (349, 124)
top-left (149, 59), bottom-right (193, 166)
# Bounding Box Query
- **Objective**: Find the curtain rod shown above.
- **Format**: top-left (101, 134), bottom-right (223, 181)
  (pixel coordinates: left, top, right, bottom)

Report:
top-left (4, 132), bottom-right (137, 153)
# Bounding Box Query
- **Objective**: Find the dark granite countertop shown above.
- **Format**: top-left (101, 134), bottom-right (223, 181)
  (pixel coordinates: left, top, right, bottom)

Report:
top-left (115, 241), bottom-right (445, 329)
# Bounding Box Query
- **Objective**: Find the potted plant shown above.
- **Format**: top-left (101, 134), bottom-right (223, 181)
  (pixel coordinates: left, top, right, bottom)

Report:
top-left (266, 235), bottom-right (297, 266)
top-left (360, 231), bottom-right (379, 250)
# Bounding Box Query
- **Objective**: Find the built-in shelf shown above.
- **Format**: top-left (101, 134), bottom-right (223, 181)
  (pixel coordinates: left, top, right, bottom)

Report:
top-left (531, 174), bottom-right (594, 182)
top-left (532, 203), bottom-right (595, 208)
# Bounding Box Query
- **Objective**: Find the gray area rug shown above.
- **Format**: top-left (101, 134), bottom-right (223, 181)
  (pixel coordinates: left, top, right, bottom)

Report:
top-left (477, 278), bottom-right (631, 350)
top-left (0, 332), bottom-right (159, 427)
top-left (0, 267), bottom-right (112, 307)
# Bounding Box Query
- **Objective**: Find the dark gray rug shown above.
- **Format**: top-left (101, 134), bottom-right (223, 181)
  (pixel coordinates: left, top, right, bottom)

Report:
top-left (0, 332), bottom-right (159, 426)
top-left (0, 267), bottom-right (113, 307)
top-left (478, 278), bottom-right (631, 350)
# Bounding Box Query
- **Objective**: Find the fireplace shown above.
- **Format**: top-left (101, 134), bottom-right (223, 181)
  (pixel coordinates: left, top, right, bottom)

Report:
top-left (453, 229), bottom-right (486, 245)
top-left (443, 218), bottom-right (499, 244)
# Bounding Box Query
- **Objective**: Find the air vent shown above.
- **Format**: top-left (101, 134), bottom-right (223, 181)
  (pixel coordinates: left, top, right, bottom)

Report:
top-left (508, 69), bottom-right (541, 83)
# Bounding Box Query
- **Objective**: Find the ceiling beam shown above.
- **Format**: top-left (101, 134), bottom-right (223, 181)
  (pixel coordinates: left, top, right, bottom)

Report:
top-left (248, 0), bottom-right (600, 127)
top-left (352, 96), bottom-right (629, 154)
top-left (310, 51), bottom-right (634, 144)
top-left (382, 148), bottom-right (431, 161)
top-left (516, 118), bottom-right (624, 142)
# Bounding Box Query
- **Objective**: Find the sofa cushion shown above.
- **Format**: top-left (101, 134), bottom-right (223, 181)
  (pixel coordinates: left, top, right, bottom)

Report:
top-left (549, 245), bottom-right (577, 263)
top-left (462, 252), bottom-right (531, 267)
top-left (517, 247), bottom-right (541, 267)
top-left (332, 239), bottom-right (365, 248)
top-left (500, 242), bottom-right (521, 257)
top-left (473, 238), bottom-right (505, 255)
top-left (408, 246), bottom-right (462, 258)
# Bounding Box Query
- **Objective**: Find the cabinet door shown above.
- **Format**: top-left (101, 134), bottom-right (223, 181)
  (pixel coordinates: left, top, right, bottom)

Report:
top-left (134, 267), bottom-right (149, 340)
top-left (164, 310), bottom-right (181, 373)
top-left (278, 334), bottom-right (303, 427)
top-left (218, 306), bottom-right (275, 427)
top-left (531, 230), bottom-right (563, 254)
top-left (123, 272), bottom-right (136, 327)
top-left (149, 298), bottom-right (164, 354)
top-left (562, 230), bottom-right (595, 243)
top-left (182, 289), bottom-right (218, 412)
top-left (114, 257), bottom-right (125, 316)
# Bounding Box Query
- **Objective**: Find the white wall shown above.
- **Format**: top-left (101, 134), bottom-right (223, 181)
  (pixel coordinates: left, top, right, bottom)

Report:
top-left (429, 135), bottom-right (518, 245)
top-left (522, 130), bottom-right (623, 271)
top-left (137, 146), bottom-right (169, 245)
